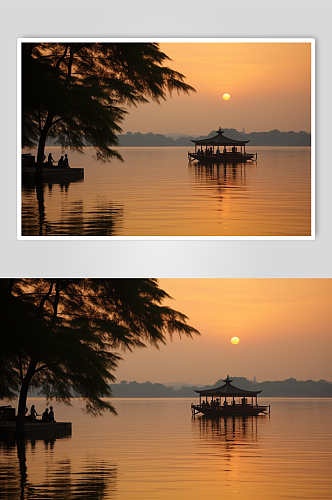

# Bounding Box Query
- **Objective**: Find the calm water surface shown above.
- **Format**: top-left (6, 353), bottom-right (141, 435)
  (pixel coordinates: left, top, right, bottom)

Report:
top-left (21, 147), bottom-right (311, 236)
top-left (1, 398), bottom-right (331, 499)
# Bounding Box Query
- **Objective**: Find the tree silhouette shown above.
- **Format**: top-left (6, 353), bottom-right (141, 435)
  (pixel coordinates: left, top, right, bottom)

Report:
top-left (21, 43), bottom-right (196, 180)
top-left (0, 279), bottom-right (199, 437)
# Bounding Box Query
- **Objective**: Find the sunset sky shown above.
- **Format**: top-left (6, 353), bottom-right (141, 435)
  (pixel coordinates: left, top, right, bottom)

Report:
top-left (115, 279), bottom-right (332, 385)
top-left (122, 41), bottom-right (312, 136)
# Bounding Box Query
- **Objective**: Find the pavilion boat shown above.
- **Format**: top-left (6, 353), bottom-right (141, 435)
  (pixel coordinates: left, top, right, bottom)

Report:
top-left (188, 127), bottom-right (257, 164)
top-left (191, 376), bottom-right (270, 417)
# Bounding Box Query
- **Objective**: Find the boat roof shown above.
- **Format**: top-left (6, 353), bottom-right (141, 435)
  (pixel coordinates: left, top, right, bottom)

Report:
top-left (195, 376), bottom-right (261, 397)
top-left (192, 127), bottom-right (250, 147)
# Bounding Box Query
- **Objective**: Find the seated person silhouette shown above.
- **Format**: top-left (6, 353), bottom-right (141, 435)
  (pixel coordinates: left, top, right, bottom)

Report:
top-left (42, 408), bottom-right (49, 422)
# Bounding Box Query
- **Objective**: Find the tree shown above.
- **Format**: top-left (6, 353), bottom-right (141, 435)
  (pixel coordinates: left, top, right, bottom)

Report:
top-left (0, 279), bottom-right (199, 437)
top-left (21, 43), bottom-right (196, 180)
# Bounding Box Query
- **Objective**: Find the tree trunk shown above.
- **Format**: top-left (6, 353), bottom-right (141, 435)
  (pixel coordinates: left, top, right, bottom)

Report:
top-left (16, 358), bottom-right (37, 438)
top-left (35, 131), bottom-right (46, 182)
top-left (34, 112), bottom-right (54, 227)
top-left (35, 113), bottom-right (54, 182)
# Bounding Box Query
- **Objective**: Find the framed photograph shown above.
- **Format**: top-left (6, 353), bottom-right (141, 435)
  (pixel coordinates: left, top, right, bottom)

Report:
top-left (1, 278), bottom-right (331, 498)
top-left (18, 38), bottom-right (314, 240)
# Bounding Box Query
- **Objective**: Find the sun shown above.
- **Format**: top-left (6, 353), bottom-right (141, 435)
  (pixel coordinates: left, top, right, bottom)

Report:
top-left (231, 336), bottom-right (240, 344)
top-left (223, 93), bottom-right (231, 100)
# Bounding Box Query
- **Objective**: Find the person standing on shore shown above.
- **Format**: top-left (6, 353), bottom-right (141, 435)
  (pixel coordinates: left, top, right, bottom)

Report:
top-left (48, 153), bottom-right (54, 167)
top-left (49, 406), bottom-right (55, 422)
top-left (30, 405), bottom-right (39, 422)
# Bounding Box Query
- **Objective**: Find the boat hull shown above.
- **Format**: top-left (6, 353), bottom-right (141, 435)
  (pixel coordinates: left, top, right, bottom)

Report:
top-left (188, 152), bottom-right (256, 164)
top-left (191, 404), bottom-right (268, 417)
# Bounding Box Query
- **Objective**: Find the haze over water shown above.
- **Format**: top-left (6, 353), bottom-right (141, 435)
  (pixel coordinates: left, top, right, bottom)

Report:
top-left (1, 397), bottom-right (331, 499)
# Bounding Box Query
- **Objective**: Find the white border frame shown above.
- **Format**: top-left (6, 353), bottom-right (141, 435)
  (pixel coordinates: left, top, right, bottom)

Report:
top-left (17, 38), bottom-right (315, 241)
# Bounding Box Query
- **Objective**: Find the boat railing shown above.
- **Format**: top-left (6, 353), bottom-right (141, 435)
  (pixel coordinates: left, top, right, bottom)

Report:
top-left (192, 402), bottom-right (270, 411)
top-left (189, 151), bottom-right (255, 159)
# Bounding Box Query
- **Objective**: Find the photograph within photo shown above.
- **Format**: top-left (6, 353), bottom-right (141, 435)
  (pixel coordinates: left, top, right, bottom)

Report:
top-left (1, 278), bottom-right (331, 499)
top-left (19, 40), bottom-right (313, 238)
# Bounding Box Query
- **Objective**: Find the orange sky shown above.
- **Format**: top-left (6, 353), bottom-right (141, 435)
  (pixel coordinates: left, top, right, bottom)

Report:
top-left (122, 42), bottom-right (312, 136)
top-left (115, 279), bottom-right (332, 385)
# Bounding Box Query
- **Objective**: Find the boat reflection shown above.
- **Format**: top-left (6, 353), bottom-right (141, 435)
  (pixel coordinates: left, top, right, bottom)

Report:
top-left (189, 161), bottom-right (256, 189)
top-left (0, 438), bottom-right (117, 500)
top-left (192, 414), bottom-right (269, 459)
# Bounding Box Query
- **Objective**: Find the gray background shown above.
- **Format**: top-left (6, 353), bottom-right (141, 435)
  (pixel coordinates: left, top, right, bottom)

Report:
top-left (1, 0), bottom-right (331, 277)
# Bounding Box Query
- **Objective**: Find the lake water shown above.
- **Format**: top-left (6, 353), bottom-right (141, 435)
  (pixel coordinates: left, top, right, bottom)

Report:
top-left (21, 146), bottom-right (311, 237)
top-left (1, 398), bottom-right (331, 499)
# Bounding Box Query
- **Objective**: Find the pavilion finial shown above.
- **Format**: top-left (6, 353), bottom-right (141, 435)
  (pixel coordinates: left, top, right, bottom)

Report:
top-left (216, 127), bottom-right (224, 135)
top-left (224, 375), bottom-right (233, 384)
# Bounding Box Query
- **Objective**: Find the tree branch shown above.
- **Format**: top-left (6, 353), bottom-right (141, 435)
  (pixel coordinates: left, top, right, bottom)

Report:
top-left (55, 44), bottom-right (69, 72)
top-left (39, 280), bottom-right (55, 309)
top-left (34, 364), bottom-right (48, 374)
top-left (19, 349), bottom-right (24, 384)
top-left (67, 45), bottom-right (74, 80)
top-left (51, 117), bottom-right (63, 126)
top-left (53, 280), bottom-right (60, 319)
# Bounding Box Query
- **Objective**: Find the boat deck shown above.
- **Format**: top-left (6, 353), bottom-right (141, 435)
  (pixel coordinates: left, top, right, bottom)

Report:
top-left (0, 421), bottom-right (72, 440)
top-left (22, 167), bottom-right (84, 184)
top-left (191, 403), bottom-right (269, 417)
top-left (188, 152), bottom-right (257, 164)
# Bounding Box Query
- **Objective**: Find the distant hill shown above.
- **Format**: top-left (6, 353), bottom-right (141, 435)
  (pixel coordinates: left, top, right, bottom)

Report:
top-left (44, 129), bottom-right (311, 148)
top-left (108, 377), bottom-right (331, 398)
top-left (116, 129), bottom-right (311, 147)
top-left (26, 376), bottom-right (331, 398)
top-left (163, 381), bottom-right (204, 389)
top-left (116, 131), bottom-right (191, 147)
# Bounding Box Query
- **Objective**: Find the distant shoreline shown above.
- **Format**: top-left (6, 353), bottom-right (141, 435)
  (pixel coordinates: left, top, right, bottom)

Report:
top-left (45, 128), bottom-right (311, 148)
top-left (25, 377), bottom-right (331, 399)
top-left (116, 129), bottom-right (311, 148)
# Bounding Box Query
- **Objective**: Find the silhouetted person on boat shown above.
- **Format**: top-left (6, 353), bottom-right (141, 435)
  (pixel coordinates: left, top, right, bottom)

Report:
top-left (63, 154), bottom-right (69, 168)
top-left (48, 153), bottom-right (54, 167)
top-left (58, 156), bottom-right (64, 168)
